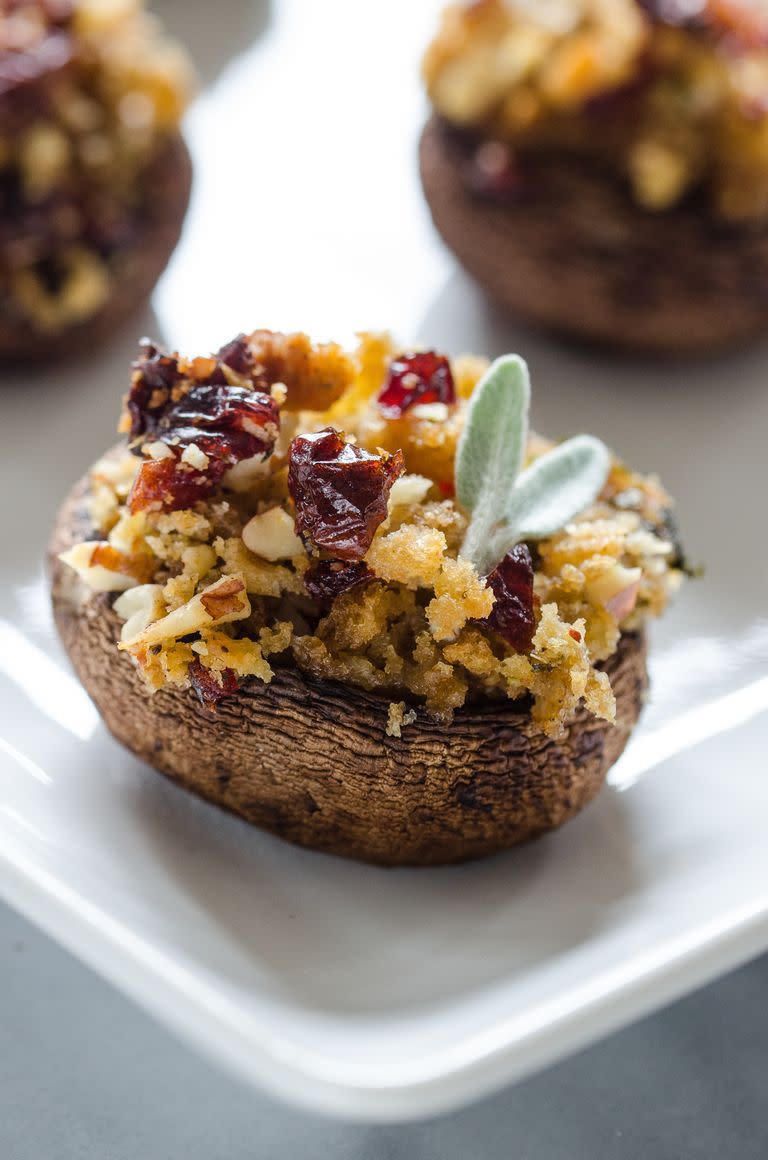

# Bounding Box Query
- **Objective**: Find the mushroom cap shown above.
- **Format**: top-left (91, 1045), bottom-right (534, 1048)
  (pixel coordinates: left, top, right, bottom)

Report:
top-left (0, 134), bottom-right (191, 364)
top-left (419, 115), bottom-right (768, 355)
top-left (49, 467), bottom-right (648, 866)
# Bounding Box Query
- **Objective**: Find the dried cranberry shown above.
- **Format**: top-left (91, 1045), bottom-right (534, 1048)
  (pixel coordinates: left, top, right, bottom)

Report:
top-left (465, 141), bottom-right (526, 202)
top-left (216, 333), bottom-right (254, 377)
top-left (189, 660), bottom-right (240, 708)
top-left (377, 352), bottom-right (456, 419)
top-left (127, 341), bottom-right (182, 441)
top-left (128, 341), bottom-right (278, 454)
top-left (156, 383), bottom-right (279, 461)
top-left (127, 455), bottom-right (216, 514)
top-left (126, 356), bottom-right (280, 513)
top-left (482, 544), bottom-right (537, 653)
top-left (288, 428), bottom-right (404, 560)
top-left (304, 560), bottom-right (374, 610)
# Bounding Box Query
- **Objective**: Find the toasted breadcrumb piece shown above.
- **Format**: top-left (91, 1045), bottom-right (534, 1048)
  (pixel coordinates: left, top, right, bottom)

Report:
top-left (386, 701), bottom-right (418, 738)
top-left (357, 401), bottom-right (466, 486)
top-left (214, 536), bottom-right (305, 598)
top-left (366, 525), bottom-right (447, 589)
top-left (427, 557), bottom-right (494, 641)
top-left (247, 330), bottom-right (356, 412)
top-left (319, 585), bottom-right (418, 653)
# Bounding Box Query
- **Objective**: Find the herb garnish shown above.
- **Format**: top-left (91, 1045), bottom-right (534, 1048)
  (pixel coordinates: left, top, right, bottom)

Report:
top-left (456, 355), bottom-right (610, 574)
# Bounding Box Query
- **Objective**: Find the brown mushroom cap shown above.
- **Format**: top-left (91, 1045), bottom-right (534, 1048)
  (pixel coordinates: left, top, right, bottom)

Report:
top-left (419, 115), bottom-right (768, 355)
top-left (0, 134), bottom-right (192, 364)
top-left (49, 467), bottom-right (649, 866)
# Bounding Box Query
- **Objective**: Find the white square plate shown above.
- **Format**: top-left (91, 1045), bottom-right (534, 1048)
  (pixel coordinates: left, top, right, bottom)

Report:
top-left (1, 0), bottom-right (767, 1122)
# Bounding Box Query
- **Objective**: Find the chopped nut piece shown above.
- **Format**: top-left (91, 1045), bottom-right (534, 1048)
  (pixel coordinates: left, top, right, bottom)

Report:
top-left (242, 507), bottom-right (304, 562)
top-left (586, 563), bottom-right (642, 620)
top-left (388, 473), bottom-right (433, 509)
top-left (199, 576), bottom-right (248, 619)
top-left (121, 573), bottom-right (249, 648)
top-left (59, 540), bottom-right (142, 592)
top-left (181, 443), bottom-right (210, 471)
top-left (144, 441), bottom-right (175, 461)
top-left (113, 583), bottom-right (165, 643)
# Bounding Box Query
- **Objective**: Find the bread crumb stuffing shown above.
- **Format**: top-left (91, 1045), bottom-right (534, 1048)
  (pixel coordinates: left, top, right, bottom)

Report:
top-left (71, 332), bottom-right (683, 733)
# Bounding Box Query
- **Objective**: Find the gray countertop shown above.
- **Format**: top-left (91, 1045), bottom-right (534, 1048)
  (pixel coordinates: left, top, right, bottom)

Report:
top-left (1, 901), bottom-right (765, 1159)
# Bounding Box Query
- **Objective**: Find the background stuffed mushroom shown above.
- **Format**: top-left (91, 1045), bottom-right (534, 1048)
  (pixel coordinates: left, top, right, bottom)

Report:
top-left (420, 0), bottom-right (768, 353)
top-left (0, 0), bottom-right (194, 362)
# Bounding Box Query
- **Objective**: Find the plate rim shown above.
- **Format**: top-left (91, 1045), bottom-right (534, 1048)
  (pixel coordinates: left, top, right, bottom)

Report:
top-left (1, 825), bottom-right (766, 1122)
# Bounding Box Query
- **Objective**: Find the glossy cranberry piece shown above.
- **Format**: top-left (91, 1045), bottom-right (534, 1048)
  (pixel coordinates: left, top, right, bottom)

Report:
top-left (465, 141), bottom-right (526, 201)
top-left (483, 544), bottom-right (537, 653)
top-left (157, 383), bottom-right (279, 460)
top-left (304, 560), bottom-right (374, 610)
top-left (126, 342), bottom-right (182, 441)
top-left (215, 333), bottom-right (254, 377)
top-left (377, 352), bottom-right (456, 419)
top-left (127, 338), bottom-right (279, 458)
top-left (189, 660), bottom-right (240, 708)
top-left (127, 455), bottom-right (218, 514)
top-left (288, 428), bottom-right (404, 560)
top-left (126, 359), bottom-right (280, 512)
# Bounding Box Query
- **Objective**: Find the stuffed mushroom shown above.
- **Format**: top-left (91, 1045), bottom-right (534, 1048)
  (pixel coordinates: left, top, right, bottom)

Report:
top-left (420, 0), bottom-right (768, 353)
top-left (0, 0), bottom-right (193, 362)
top-left (51, 330), bottom-right (685, 864)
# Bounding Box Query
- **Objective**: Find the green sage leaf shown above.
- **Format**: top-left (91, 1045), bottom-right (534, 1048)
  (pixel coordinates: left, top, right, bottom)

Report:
top-left (456, 355), bottom-right (530, 569)
top-left (488, 434), bottom-right (610, 564)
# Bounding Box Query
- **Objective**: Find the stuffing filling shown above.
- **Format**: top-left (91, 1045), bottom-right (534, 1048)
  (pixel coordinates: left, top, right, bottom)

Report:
top-left (423, 0), bottom-right (768, 221)
top-left (0, 0), bottom-right (193, 335)
top-left (61, 329), bottom-right (685, 737)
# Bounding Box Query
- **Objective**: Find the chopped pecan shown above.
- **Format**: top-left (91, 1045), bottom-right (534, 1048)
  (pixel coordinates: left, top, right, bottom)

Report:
top-left (199, 576), bottom-right (247, 620)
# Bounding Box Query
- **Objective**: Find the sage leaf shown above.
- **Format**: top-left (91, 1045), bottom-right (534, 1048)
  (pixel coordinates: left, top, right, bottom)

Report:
top-left (488, 434), bottom-right (611, 565)
top-left (456, 355), bottom-right (530, 569)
